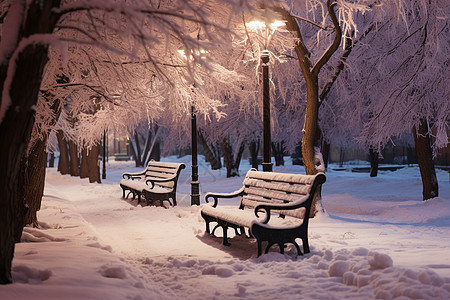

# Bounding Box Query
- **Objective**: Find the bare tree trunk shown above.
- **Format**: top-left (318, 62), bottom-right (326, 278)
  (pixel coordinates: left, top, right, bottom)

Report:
top-left (134, 131), bottom-right (143, 166)
top-left (272, 142), bottom-right (285, 166)
top-left (24, 138), bottom-right (47, 227)
top-left (56, 130), bottom-right (70, 175)
top-left (198, 130), bottom-right (222, 170)
top-left (24, 97), bottom-right (61, 227)
top-left (221, 138), bottom-right (239, 177)
top-left (141, 130), bottom-right (153, 165)
top-left (249, 140), bottom-right (259, 170)
top-left (302, 78), bottom-right (321, 175)
top-left (150, 141), bottom-right (161, 161)
top-left (369, 148), bottom-right (379, 177)
top-left (221, 138), bottom-right (235, 177)
top-left (68, 140), bottom-right (80, 176)
top-left (80, 148), bottom-right (89, 178)
top-left (234, 142), bottom-right (246, 172)
top-left (48, 152), bottom-right (55, 167)
top-left (413, 119), bottom-right (438, 200)
top-left (129, 137), bottom-right (141, 167)
top-left (87, 144), bottom-right (101, 183)
top-left (322, 141), bottom-right (330, 170)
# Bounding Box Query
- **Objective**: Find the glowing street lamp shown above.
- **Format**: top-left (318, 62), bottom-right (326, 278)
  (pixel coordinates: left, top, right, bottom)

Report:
top-left (246, 20), bottom-right (284, 172)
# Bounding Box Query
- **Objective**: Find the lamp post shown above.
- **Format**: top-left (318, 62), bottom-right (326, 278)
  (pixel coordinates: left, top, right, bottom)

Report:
top-left (246, 20), bottom-right (284, 172)
top-left (261, 50), bottom-right (272, 172)
top-left (177, 48), bottom-right (201, 205)
top-left (191, 105), bottom-right (200, 205)
top-left (102, 129), bottom-right (107, 180)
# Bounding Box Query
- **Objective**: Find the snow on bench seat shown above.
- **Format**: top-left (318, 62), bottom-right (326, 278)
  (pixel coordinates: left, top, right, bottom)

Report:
top-left (201, 204), bottom-right (305, 229)
top-left (119, 179), bottom-right (171, 194)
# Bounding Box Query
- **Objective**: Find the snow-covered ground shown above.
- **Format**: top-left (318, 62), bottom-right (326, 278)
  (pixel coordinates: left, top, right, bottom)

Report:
top-left (1, 156), bottom-right (449, 299)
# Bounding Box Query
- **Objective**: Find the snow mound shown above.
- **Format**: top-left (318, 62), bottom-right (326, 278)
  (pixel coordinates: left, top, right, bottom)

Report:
top-left (99, 264), bottom-right (128, 279)
top-left (12, 265), bottom-right (52, 283)
top-left (86, 242), bottom-right (113, 252)
top-left (21, 227), bottom-right (66, 242)
top-left (369, 252), bottom-right (393, 270)
top-left (337, 252), bottom-right (449, 299)
top-left (328, 260), bottom-right (350, 277)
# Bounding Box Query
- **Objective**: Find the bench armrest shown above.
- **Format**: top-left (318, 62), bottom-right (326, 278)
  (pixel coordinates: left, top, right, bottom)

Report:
top-left (204, 186), bottom-right (245, 208)
top-left (254, 194), bottom-right (310, 224)
top-left (122, 171), bottom-right (146, 180)
top-left (145, 175), bottom-right (178, 189)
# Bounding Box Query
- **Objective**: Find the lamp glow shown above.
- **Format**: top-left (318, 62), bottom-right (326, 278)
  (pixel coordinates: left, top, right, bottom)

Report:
top-left (246, 20), bottom-right (285, 31)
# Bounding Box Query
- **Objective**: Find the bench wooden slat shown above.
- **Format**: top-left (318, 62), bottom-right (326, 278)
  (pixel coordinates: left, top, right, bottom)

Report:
top-left (243, 178), bottom-right (310, 195)
top-left (147, 161), bottom-right (184, 169)
top-left (241, 195), bottom-right (279, 208)
top-left (145, 171), bottom-right (176, 179)
top-left (245, 186), bottom-right (305, 203)
top-left (246, 171), bottom-right (317, 185)
top-left (146, 166), bottom-right (179, 174)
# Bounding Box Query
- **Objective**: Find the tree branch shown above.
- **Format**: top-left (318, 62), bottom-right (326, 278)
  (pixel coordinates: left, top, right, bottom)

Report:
top-left (272, 6), bottom-right (312, 78)
top-left (46, 83), bottom-right (117, 104)
top-left (311, 0), bottom-right (342, 78)
top-left (292, 15), bottom-right (332, 31)
top-left (319, 23), bottom-right (376, 105)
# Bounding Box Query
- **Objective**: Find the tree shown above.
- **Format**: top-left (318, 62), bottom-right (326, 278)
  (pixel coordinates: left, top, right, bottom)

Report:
top-left (273, 0), bottom-right (341, 177)
top-left (0, 0), bottom-right (247, 284)
top-left (327, 0), bottom-right (448, 199)
top-left (0, 0), bottom-right (62, 284)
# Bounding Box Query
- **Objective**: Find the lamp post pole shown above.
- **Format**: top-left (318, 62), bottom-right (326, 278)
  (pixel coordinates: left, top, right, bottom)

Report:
top-left (191, 105), bottom-right (200, 205)
top-left (261, 50), bottom-right (272, 172)
top-left (102, 129), bottom-right (107, 180)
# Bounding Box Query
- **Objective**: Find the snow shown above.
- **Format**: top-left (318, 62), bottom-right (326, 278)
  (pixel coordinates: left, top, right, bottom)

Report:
top-left (1, 156), bottom-right (449, 299)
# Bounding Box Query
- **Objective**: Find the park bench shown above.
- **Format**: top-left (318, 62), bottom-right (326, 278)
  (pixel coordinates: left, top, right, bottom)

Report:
top-left (120, 161), bottom-right (185, 207)
top-left (201, 169), bottom-right (326, 257)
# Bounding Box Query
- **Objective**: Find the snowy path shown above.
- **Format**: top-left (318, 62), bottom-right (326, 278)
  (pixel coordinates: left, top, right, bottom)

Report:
top-left (2, 161), bottom-right (449, 300)
top-left (39, 165), bottom-right (450, 299)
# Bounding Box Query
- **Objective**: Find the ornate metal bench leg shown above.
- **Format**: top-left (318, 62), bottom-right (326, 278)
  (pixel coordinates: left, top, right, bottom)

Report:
top-left (222, 226), bottom-right (231, 246)
top-left (205, 220), bottom-right (211, 234)
top-left (301, 237), bottom-right (310, 254)
top-left (237, 226), bottom-right (247, 236)
top-left (292, 241), bottom-right (303, 256)
top-left (257, 240), bottom-right (263, 257)
top-left (265, 242), bottom-right (275, 254)
top-left (211, 224), bottom-right (220, 235)
top-left (172, 193), bottom-right (177, 206)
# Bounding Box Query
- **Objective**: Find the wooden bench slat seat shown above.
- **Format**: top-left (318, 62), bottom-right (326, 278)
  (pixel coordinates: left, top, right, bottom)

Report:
top-left (120, 161), bottom-right (185, 207)
top-left (200, 169), bottom-right (326, 257)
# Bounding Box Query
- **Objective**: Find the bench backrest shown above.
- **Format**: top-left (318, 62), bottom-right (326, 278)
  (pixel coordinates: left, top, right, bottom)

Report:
top-left (144, 161), bottom-right (185, 189)
top-left (240, 169), bottom-right (325, 219)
